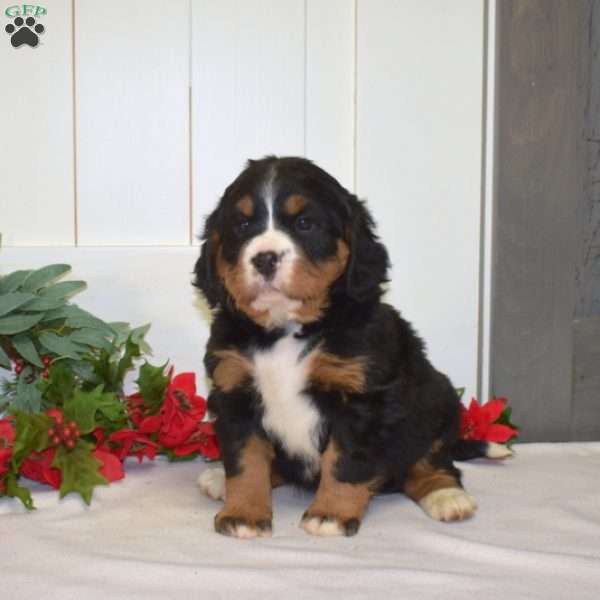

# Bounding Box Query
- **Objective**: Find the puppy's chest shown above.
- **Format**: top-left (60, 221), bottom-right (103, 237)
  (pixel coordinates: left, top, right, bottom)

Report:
top-left (251, 333), bottom-right (322, 469)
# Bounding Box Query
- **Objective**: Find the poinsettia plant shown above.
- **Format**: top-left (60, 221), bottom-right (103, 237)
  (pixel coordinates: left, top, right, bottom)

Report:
top-left (460, 397), bottom-right (519, 445)
top-left (0, 264), bottom-right (219, 510)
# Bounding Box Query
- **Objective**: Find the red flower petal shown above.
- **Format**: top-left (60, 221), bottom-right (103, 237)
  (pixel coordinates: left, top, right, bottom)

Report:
top-left (170, 372), bottom-right (197, 398)
top-left (482, 423), bottom-right (519, 443)
top-left (139, 415), bottom-right (162, 433)
top-left (479, 398), bottom-right (506, 424)
top-left (93, 449), bottom-right (124, 482)
top-left (20, 448), bottom-right (61, 489)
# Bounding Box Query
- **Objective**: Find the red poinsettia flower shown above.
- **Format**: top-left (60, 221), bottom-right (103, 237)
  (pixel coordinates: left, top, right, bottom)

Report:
top-left (126, 393), bottom-right (145, 428)
top-left (20, 448), bottom-right (62, 489)
top-left (460, 398), bottom-right (518, 443)
top-left (155, 373), bottom-right (207, 448)
top-left (173, 422), bottom-right (220, 460)
top-left (0, 418), bottom-right (16, 492)
top-left (107, 429), bottom-right (159, 462)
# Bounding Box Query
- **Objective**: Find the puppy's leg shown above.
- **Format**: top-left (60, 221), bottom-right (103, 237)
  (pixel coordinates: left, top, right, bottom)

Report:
top-left (214, 435), bottom-right (275, 539)
top-left (404, 455), bottom-right (477, 522)
top-left (301, 440), bottom-right (375, 537)
top-left (199, 464), bottom-right (285, 502)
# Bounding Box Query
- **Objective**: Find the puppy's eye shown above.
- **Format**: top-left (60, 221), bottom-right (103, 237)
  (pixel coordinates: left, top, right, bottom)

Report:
top-left (295, 216), bottom-right (315, 232)
top-left (234, 220), bottom-right (250, 235)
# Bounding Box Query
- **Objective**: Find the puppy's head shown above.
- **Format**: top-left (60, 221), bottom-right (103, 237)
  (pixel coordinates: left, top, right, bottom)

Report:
top-left (194, 156), bottom-right (388, 328)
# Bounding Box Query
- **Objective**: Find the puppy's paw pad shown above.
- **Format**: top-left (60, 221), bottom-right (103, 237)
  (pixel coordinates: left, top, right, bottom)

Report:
top-left (485, 442), bottom-right (513, 459)
top-left (420, 488), bottom-right (477, 522)
top-left (215, 514), bottom-right (272, 539)
top-left (198, 466), bottom-right (225, 501)
top-left (301, 513), bottom-right (360, 537)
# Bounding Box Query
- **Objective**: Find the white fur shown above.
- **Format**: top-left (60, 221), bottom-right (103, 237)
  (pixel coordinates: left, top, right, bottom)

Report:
top-left (419, 488), bottom-right (477, 522)
top-left (302, 516), bottom-right (344, 537)
top-left (485, 442), bottom-right (513, 459)
top-left (198, 466), bottom-right (226, 501)
top-left (253, 331), bottom-right (321, 478)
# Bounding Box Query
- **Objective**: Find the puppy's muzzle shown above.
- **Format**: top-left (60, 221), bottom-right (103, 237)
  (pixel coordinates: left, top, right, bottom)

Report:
top-left (251, 251), bottom-right (279, 281)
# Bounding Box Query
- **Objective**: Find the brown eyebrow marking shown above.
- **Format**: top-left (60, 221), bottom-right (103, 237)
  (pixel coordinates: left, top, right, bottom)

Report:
top-left (284, 194), bottom-right (307, 216)
top-left (236, 195), bottom-right (254, 217)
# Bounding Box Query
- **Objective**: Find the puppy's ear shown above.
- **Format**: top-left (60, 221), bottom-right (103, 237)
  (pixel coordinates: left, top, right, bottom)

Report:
top-left (193, 209), bottom-right (223, 308)
top-left (342, 195), bottom-right (389, 303)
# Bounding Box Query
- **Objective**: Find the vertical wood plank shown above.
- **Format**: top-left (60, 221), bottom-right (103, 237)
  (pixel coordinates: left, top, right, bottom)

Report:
top-left (356, 0), bottom-right (484, 398)
top-left (576, 1), bottom-right (600, 319)
top-left (305, 0), bottom-right (355, 191)
top-left (0, 1), bottom-right (74, 246)
top-left (75, 0), bottom-right (190, 246)
top-left (493, 1), bottom-right (582, 441)
top-left (191, 0), bottom-right (305, 237)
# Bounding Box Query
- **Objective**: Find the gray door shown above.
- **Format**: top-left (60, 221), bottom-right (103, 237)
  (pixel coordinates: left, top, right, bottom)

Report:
top-left (492, 0), bottom-right (600, 441)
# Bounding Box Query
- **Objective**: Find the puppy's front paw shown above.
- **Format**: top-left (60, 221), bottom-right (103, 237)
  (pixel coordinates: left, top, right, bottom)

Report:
top-left (419, 488), bottom-right (477, 522)
top-left (214, 511), bottom-right (272, 539)
top-left (301, 511), bottom-right (361, 537)
top-left (198, 466), bottom-right (226, 501)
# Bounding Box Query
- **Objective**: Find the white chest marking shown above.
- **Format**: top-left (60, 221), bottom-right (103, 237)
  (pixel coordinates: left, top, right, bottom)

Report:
top-left (253, 333), bottom-right (321, 473)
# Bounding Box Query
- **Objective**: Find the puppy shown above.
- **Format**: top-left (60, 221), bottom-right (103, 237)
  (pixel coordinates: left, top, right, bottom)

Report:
top-left (194, 156), bottom-right (507, 538)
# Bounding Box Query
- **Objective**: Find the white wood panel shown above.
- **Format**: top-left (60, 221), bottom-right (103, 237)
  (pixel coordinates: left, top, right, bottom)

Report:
top-left (356, 0), bottom-right (484, 398)
top-left (75, 0), bottom-right (190, 246)
top-left (1, 247), bottom-right (209, 393)
top-left (305, 0), bottom-right (355, 191)
top-left (0, 0), bottom-right (74, 246)
top-left (191, 0), bottom-right (305, 237)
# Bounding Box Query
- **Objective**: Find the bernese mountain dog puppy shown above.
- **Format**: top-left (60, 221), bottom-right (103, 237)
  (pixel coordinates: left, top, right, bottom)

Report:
top-left (194, 156), bottom-right (509, 539)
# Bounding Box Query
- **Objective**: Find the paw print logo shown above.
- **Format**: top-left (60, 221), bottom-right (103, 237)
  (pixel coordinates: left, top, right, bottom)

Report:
top-left (5, 16), bottom-right (45, 48)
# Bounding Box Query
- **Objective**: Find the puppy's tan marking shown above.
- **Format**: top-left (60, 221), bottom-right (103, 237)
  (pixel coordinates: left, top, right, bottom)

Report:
top-left (215, 436), bottom-right (275, 538)
top-left (309, 352), bottom-right (367, 394)
top-left (302, 440), bottom-right (377, 536)
top-left (284, 194), bottom-right (307, 216)
top-left (236, 194), bottom-right (254, 217)
top-left (290, 240), bottom-right (350, 323)
top-left (212, 349), bottom-right (253, 392)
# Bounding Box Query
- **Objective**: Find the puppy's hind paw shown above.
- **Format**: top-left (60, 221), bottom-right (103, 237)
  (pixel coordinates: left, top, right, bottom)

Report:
top-left (198, 466), bottom-right (226, 501)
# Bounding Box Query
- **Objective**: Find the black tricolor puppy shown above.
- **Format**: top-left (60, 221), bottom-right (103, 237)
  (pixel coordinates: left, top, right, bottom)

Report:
top-left (194, 156), bottom-right (510, 538)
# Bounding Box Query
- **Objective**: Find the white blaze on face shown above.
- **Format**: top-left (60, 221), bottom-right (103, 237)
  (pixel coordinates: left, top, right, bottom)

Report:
top-left (240, 168), bottom-right (303, 325)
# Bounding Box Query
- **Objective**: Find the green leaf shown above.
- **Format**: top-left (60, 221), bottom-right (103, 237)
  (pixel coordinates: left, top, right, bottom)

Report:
top-left (130, 323), bottom-right (152, 355)
top-left (0, 312), bottom-right (44, 334)
top-left (39, 281), bottom-right (86, 301)
top-left (20, 295), bottom-right (67, 312)
top-left (64, 305), bottom-right (113, 335)
top-left (116, 336), bottom-right (142, 384)
top-left (37, 362), bottom-right (76, 408)
top-left (21, 264), bottom-right (71, 292)
top-left (0, 344), bottom-right (10, 369)
top-left (0, 270), bottom-right (33, 294)
top-left (108, 322), bottom-right (131, 347)
top-left (69, 328), bottom-right (113, 351)
top-left (52, 441), bottom-right (108, 505)
top-left (4, 473), bottom-right (35, 510)
top-left (63, 386), bottom-right (125, 435)
top-left (10, 410), bottom-right (53, 468)
top-left (38, 332), bottom-right (87, 360)
top-left (12, 334), bottom-right (44, 368)
top-left (455, 387), bottom-right (466, 400)
top-left (0, 292), bottom-right (36, 317)
top-left (136, 362), bottom-right (169, 415)
top-left (11, 368), bottom-right (44, 412)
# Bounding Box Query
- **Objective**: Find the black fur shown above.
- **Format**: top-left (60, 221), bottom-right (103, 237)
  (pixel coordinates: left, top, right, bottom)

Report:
top-left (194, 156), bottom-right (479, 506)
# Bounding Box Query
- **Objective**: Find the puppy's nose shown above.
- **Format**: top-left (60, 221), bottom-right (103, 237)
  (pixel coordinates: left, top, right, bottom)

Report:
top-left (251, 251), bottom-right (279, 280)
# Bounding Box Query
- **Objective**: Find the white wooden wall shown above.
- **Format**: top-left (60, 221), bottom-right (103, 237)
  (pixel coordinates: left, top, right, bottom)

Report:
top-left (1, 0), bottom-right (486, 398)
